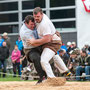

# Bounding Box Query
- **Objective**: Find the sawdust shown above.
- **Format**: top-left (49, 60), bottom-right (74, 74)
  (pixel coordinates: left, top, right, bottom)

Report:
top-left (0, 81), bottom-right (90, 90)
top-left (37, 77), bottom-right (66, 86)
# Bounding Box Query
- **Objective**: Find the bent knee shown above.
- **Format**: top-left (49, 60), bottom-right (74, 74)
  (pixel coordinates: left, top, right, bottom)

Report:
top-left (40, 58), bottom-right (48, 66)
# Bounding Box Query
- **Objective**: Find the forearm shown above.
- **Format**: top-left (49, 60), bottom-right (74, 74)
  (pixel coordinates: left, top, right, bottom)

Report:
top-left (32, 38), bottom-right (46, 46)
top-left (31, 35), bottom-right (52, 46)
top-left (31, 43), bottom-right (43, 46)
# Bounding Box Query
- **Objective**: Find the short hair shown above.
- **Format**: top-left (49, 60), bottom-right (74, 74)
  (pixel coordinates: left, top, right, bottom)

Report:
top-left (14, 45), bottom-right (18, 48)
top-left (82, 49), bottom-right (87, 54)
top-left (33, 7), bottom-right (43, 15)
top-left (25, 15), bottom-right (35, 24)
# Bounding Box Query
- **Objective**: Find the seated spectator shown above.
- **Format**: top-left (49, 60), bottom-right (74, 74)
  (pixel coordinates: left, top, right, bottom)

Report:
top-left (76, 50), bottom-right (90, 81)
top-left (11, 45), bottom-right (21, 77)
top-left (85, 55), bottom-right (90, 80)
top-left (68, 49), bottom-right (80, 75)
top-left (71, 41), bottom-right (77, 50)
top-left (0, 42), bottom-right (9, 77)
top-left (82, 43), bottom-right (90, 54)
top-left (66, 41), bottom-right (72, 55)
top-left (59, 49), bottom-right (69, 66)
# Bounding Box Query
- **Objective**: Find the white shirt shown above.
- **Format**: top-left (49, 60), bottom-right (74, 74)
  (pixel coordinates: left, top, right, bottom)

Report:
top-left (36, 14), bottom-right (60, 40)
top-left (19, 23), bottom-right (37, 49)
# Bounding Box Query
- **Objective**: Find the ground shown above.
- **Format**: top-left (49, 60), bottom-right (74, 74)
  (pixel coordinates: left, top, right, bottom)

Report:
top-left (0, 81), bottom-right (90, 90)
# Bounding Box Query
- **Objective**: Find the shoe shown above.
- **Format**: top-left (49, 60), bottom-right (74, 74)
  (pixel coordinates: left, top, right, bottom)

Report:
top-left (13, 75), bottom-right (16, 77)
top-left (36, 78), bottom-right (43, 85)
top-left (66, 71), bottom-right (72, 77)
top-left (85, 79), bottom-right (90, 81)
top-left (3, 74), bottom-right (6, 78)
top-left (36, 76), bottom-right (46, 85)
top-left (63, 71), bottom-right (72, 77)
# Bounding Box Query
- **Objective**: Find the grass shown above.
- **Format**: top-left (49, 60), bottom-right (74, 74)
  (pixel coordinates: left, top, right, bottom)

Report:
top-left (0, 75), bottom-right (21, 81)
top-left (0, 74), bottom-right (37, 82)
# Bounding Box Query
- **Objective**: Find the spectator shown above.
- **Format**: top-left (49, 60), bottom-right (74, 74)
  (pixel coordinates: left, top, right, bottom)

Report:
top-left (85, 55), bottom-right (90, 80)
top-left (61, 42), bottom-right (67, 51)
top-left (2, 32), bottom-right (11, 49)
top-left (66, 41), bottom-right (72, 55)
top-left (82, 43), bottom-right (90, 54)
top-left (16, 36), bottom-right (23, 55)
top-left (0, 35), bottom-right (4, 47)
top-left (0, 42), bottom-right (9, 77)
top-left (11, 45), bottom-right (21, 77)
top-left (59, 49), bottom-right (69, 66)
top-left (76, 50), bottom-right (90, 81)
top-left (71, 42), bottom-right (77, 50)
top-left (68, 49), bottom-right (80, 75)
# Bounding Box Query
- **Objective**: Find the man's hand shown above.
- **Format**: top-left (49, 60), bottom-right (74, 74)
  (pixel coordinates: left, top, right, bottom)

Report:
top-left (12, 60), bottom-right (16, 64)
top-left (27, 38), bottom-right (36, 45)
top-left (27, 35), bottom-right (52, 46)
top-left (82, 66), bottom-right (85, 68)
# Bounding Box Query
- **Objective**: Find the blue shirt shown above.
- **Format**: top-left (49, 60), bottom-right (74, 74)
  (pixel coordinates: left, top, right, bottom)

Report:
top-left (16, 40), bottom-right (23, 51)
top-left (0, 38), bottom-right (4, 47)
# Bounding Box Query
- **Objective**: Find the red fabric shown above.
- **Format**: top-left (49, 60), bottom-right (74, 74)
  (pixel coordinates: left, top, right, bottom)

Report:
top-left (82, 0), bottom-right (90, 12)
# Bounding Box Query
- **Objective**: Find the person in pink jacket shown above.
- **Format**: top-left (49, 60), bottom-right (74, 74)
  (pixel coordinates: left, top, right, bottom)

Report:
top-left (11, 45), bottom-right (21, 77)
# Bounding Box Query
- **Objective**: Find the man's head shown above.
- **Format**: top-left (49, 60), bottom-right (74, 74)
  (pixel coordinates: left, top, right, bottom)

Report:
top-left (72, 42), bottom-right (76, 48)
top-left (2, 41), bottom-right (7, 47)
top-left (59, 49), bottom-right (66, 56)
top-left (2, 32), bottom-right (8, 39)
top-left (14, 45), bottom-right (18, 50)
top-left (18, 35), bottom-right (21, 41)
top-left (80, 49), bottom-right (87, 57)
top-left (25, 15), bottom-right (35, 30)
top-left (69, 50), bottom-right (77, 58)
top-left (33, 7), bottom-right (43, 23)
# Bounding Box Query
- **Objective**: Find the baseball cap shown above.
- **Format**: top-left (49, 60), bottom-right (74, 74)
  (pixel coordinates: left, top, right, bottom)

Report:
top-left (2, 32), bottom-right (8, 36)
top-left (67, 42), bottom-right (71, 46)
top-left (72, 42), bottom-right (76, 45)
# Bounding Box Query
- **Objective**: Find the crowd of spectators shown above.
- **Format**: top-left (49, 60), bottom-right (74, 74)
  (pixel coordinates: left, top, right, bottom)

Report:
top-left (0, 33), bottom-right (27, 78)
top-left (57, 41), bottom-right (90, 81)
top-left (0, 32), bottom-right (90, 81)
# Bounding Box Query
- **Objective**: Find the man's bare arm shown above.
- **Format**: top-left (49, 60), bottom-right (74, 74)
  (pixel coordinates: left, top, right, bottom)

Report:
top-left (27, 34), bottom-right (52, 46)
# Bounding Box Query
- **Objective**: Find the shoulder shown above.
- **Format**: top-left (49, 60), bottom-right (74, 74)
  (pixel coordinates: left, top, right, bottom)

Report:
top-left (40, 14), bottom-right (49, 26)
top-left (18, 50), bottom-right (21, 53)
top-left (20, 24), bottom-right (27, 34)
top-left (86, 56), bottom-right (90, 60)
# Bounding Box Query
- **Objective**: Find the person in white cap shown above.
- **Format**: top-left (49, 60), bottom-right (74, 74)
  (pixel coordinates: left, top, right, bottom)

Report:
top-left (71, 41), bottom-right (77, 50)
top-left (66, 41), bottom-right (72, 55)
top-left (2, 32), bottom-right (10, 49)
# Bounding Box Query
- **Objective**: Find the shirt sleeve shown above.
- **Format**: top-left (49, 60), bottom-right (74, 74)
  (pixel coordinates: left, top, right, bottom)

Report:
top-left (41, 23), bottom-right (52, 36)
top-left (24, 32), bottom-right (34, 39)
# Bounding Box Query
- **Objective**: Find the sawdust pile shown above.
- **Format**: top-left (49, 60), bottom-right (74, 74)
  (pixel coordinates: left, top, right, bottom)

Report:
top-left (37, 77), bottom-right (66, 86)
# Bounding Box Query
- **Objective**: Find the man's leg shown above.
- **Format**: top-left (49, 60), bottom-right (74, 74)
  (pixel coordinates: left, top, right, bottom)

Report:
top-left (28, 50), bottom-right (46, 79)
top-left (13, 63), bottom-right (16, 77)
top-left (76, 66), bottom-right (84, 81)
top-left (17, 62), bottom-right (21, 76)
top-left (2, 60), bottom-right (7, 77)
top-left (41, 48), bottom-right (55, 78)
top-left (53, 54), bottom-right (68, 73)
top-left (0, 61), bottom-right (2, 77)
top-left (85, 66), bottom-right (90, 80)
